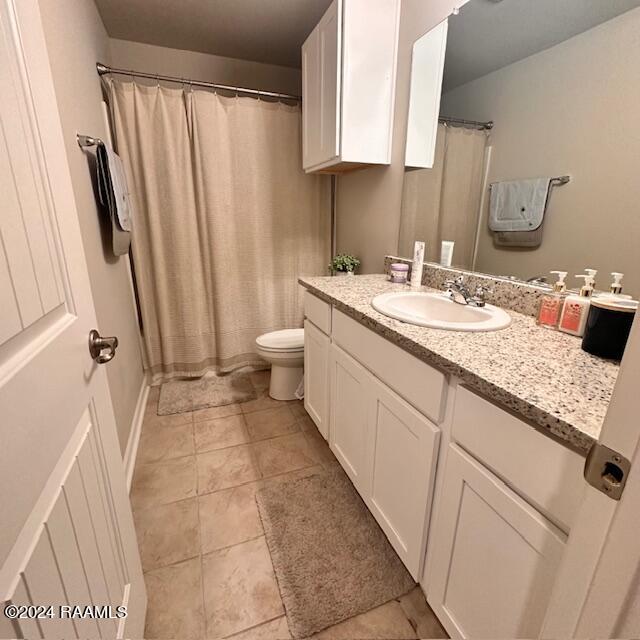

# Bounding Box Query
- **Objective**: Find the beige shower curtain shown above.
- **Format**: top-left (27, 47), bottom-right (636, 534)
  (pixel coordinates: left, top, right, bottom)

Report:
top-left (399, 124), bottom-right (488, 268)
top-left (109, 81), bottom-right (330, 379)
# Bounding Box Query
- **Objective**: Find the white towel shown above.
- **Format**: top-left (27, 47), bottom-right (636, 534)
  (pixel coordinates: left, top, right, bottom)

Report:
top-left (488, 178), bottom-right (552, 232)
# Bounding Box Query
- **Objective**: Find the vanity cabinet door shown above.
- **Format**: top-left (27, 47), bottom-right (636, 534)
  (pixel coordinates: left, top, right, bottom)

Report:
top-left (304, 319), bottom-right (330, 439)
top-left (329, 344), bottom-right (372, 495)
top-left (427, 445), bottom-right (566, 639)
top-left (366, 376), bottom-right (440, 580)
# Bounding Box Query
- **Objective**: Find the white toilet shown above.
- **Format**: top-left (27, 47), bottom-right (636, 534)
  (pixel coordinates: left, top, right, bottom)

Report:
top-left (255, 328), bottom-right (304, 400)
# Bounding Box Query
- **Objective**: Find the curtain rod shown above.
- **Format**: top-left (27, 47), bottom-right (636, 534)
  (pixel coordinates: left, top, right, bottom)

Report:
top-left (439, 116), bottom-right (493, 130)
top-left (96, 62), bottom-right (302, 102)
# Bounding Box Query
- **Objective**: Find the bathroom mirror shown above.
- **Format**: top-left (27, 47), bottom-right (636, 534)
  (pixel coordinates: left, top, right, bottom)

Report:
top-left (398, 0), bottom-right (640, 297)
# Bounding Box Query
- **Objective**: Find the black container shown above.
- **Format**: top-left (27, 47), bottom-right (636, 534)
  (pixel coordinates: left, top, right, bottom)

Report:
top-left (582, 299), bottom-right (637, 361)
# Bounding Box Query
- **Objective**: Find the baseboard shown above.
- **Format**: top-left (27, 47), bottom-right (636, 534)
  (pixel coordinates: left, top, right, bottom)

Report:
top-left (124, 379), bottom-right (149, 493)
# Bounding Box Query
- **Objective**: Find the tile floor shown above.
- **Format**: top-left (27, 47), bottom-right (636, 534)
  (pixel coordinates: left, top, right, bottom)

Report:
top-left (131, 370), bottom-right (448, 639)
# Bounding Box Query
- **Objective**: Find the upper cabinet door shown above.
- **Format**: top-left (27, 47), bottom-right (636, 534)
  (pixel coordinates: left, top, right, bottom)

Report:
top-left (318, 0), bottom-right (341, 165)
top-left (302, 0), bottom-right (400, 173)
top-left (405, 19), bottom-right (448, 169)
top-left (302, 26), bottom-right (321, 169)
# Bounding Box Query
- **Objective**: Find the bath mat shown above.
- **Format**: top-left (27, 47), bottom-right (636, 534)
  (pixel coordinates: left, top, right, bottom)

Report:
top-left (255, 468), bottom-right (415, 638)
top-left (157, 371), bottom-right (257, 415)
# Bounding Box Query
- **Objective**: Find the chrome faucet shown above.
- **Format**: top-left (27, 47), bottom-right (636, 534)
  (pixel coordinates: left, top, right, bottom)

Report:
top-left (443, 276), bottom-right (487, 307)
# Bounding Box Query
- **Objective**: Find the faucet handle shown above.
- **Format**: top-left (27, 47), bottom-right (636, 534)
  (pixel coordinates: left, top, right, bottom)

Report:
top-left (469, 285), bottom-right (491, 307)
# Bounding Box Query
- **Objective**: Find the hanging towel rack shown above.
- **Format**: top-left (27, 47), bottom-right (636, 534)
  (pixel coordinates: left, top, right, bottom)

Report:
top-left (77, 134), bottom-right (103, 149)
top-left (489, 175), bottom-right (571, 190)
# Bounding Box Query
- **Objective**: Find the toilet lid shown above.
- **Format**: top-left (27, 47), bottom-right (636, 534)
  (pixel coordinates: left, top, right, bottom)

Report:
top-left (256, 328), bottom-right (304, 351)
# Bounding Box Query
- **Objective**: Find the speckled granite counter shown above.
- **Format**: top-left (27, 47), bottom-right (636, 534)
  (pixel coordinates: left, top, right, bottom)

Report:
top-left (299, 274), bottom-right (620, 453)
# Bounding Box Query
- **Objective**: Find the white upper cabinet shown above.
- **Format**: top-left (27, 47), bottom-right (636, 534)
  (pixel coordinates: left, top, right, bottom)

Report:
top-left (405, 19), bottom-right (448, 169)
top-left (301, 0), bottom-right (401, 173)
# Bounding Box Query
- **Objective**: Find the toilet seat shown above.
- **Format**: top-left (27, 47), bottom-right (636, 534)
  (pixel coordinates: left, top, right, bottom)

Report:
top-left (256, 329), bottom-right (304, 352)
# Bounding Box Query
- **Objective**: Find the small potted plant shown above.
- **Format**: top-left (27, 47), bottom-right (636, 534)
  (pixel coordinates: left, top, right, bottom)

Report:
top-left (329, 254), bottom-right (361, 276)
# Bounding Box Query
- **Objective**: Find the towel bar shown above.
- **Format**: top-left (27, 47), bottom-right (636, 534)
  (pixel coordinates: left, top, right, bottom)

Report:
top-left (77, 133), bottom-right (103, 148)
top-left (489, 175), bottom-right (571, 190)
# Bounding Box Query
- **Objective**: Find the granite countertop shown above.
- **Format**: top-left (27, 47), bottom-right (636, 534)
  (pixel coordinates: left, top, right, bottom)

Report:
top-left (299, 274), bottom-right (620, 453)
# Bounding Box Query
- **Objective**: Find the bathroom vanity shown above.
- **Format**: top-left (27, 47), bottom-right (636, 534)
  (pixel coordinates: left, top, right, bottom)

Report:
top-left (300, 274), bottom-right (619, 639)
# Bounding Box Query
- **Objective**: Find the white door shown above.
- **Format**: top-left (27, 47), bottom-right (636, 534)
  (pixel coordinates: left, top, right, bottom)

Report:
top-left (366, 376), bottom-right (440, 579)
top-left (329, 344), bottom-right (371, 495)
top-left (0, 1), bottom-right (145, 638)
top-left (428, 445), bottom-right (566, 639)
top-left (303, 320), bottom-right (330, 439)
top-left (541, 314), bottom-right (640, 638)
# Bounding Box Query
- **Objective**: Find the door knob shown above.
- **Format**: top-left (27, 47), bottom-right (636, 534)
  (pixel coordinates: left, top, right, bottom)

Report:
top-left (88, 329), bottom-right (119, 364)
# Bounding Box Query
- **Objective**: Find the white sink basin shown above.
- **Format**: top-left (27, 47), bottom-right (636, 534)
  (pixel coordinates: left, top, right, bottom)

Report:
top-left (371, 291), bottom-right (512, 332)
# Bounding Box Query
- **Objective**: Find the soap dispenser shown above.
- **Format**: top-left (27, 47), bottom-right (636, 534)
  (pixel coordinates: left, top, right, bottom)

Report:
top-left (610, 272), bottom-right (624, 295)
top-left (536, 271), bottom-right (567, 328)
top-left (558, 273), bottom-right (596, 337)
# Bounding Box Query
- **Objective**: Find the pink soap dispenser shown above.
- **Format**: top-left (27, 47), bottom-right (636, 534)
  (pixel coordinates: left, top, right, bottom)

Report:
top-left (558, 271), bottom-right (597, 337)
top-left (536, 270), bottom-right (567, 329)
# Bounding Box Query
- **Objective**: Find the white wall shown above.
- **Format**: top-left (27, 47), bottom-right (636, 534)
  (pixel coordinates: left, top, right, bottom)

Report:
top-left (336, 0), bottom-right (463, 273)
top-left (39, 0), bottom-right (145, 453)
top-left (441, 8), bottom-right (640, 297)
top-left (109, 39), bottom-right (302, 96)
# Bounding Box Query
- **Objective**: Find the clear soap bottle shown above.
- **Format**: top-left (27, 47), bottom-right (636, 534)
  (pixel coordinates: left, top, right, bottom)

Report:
top-left (536, 270), bottom-right (567, 329)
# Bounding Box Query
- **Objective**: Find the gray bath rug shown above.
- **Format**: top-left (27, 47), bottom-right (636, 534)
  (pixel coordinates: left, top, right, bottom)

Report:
top-left (157, 371), bottom-right (257, 415)
top-left (255, 468), bottom-right (415, 639)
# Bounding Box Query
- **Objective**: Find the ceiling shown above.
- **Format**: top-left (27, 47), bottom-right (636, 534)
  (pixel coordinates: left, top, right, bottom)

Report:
top-left (94, 0), bottom-right (333, 68)
top-left (443, 0), bottom-right (640, 91)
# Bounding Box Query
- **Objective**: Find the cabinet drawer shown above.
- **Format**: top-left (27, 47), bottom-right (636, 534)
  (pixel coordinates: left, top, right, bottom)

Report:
top-left (304, 291), bottom-right (331, 334)
top-left (332, 308), bottom-right (446, 423)
top-left (452, 386), bottom-right (584, 532)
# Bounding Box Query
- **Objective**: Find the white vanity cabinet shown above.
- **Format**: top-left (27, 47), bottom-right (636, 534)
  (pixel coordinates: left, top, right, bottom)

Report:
top-left (303, 293), bottom-right (332, 439)
top-left (328, 342), bottom-right (441, 575)
top-left (302, 289), bottom-right (586, 634)
top-left (425, 386), bottom-right (585, 639)
top-left (329, 344), bottom-right (372, 495)
top-left (427, 444), bottom-right (566, 638)
top-left (365, 373), bottom-right (440, 574)
top-left (301, 0), bottom-right (401, 173)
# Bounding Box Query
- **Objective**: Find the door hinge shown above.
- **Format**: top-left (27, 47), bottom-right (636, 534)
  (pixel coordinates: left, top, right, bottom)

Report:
top-left (584, 443), bottom-right (630, 501)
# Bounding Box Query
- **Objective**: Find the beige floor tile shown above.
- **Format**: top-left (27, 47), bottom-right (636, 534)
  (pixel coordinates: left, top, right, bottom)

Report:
top-left (297, 415), bottom-right (316, 433)
top-left (252, 432), bottom-right (323, 477)
top-left (241, 390), bottom-right (288, 414)
top-left (143, 557), bottom-right (204, 639)
top-left (137, 421), bottom-right (194, 464)
top-left (303, 430), bottom-right (338, 468)
top-left (130, 456), bottom-right (197, 511)
top-left (203, 537), bottom-right (284, 639)
top-left (143, 407), bottom-right (193, 429)
top-left (193, 402), bottom-right (242, 422)
top-left (257, 464), bottom-right (325, 489)
top-left (133, 498), bottom-right (200, 572)
top-left (197, 445), bottom-right (261, 494)
top-left (245, 406), bottom-right (299, 441)
top-left (199, 483), bottom-right (263, 553)
top-left (289, 401), bottom-right (308, 420)
top-left (397, 587), bottom-right (448, 639)
top-left (195, 414), bottom-right (250, 453)
top-left (312, 601), bottom-right (417, 640)
top-left (224, 616), bottom-right (291, 640)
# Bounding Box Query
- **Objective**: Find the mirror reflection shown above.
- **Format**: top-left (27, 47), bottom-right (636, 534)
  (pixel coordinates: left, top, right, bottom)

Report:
top-left (399, 0), bottom-right (640, 297)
